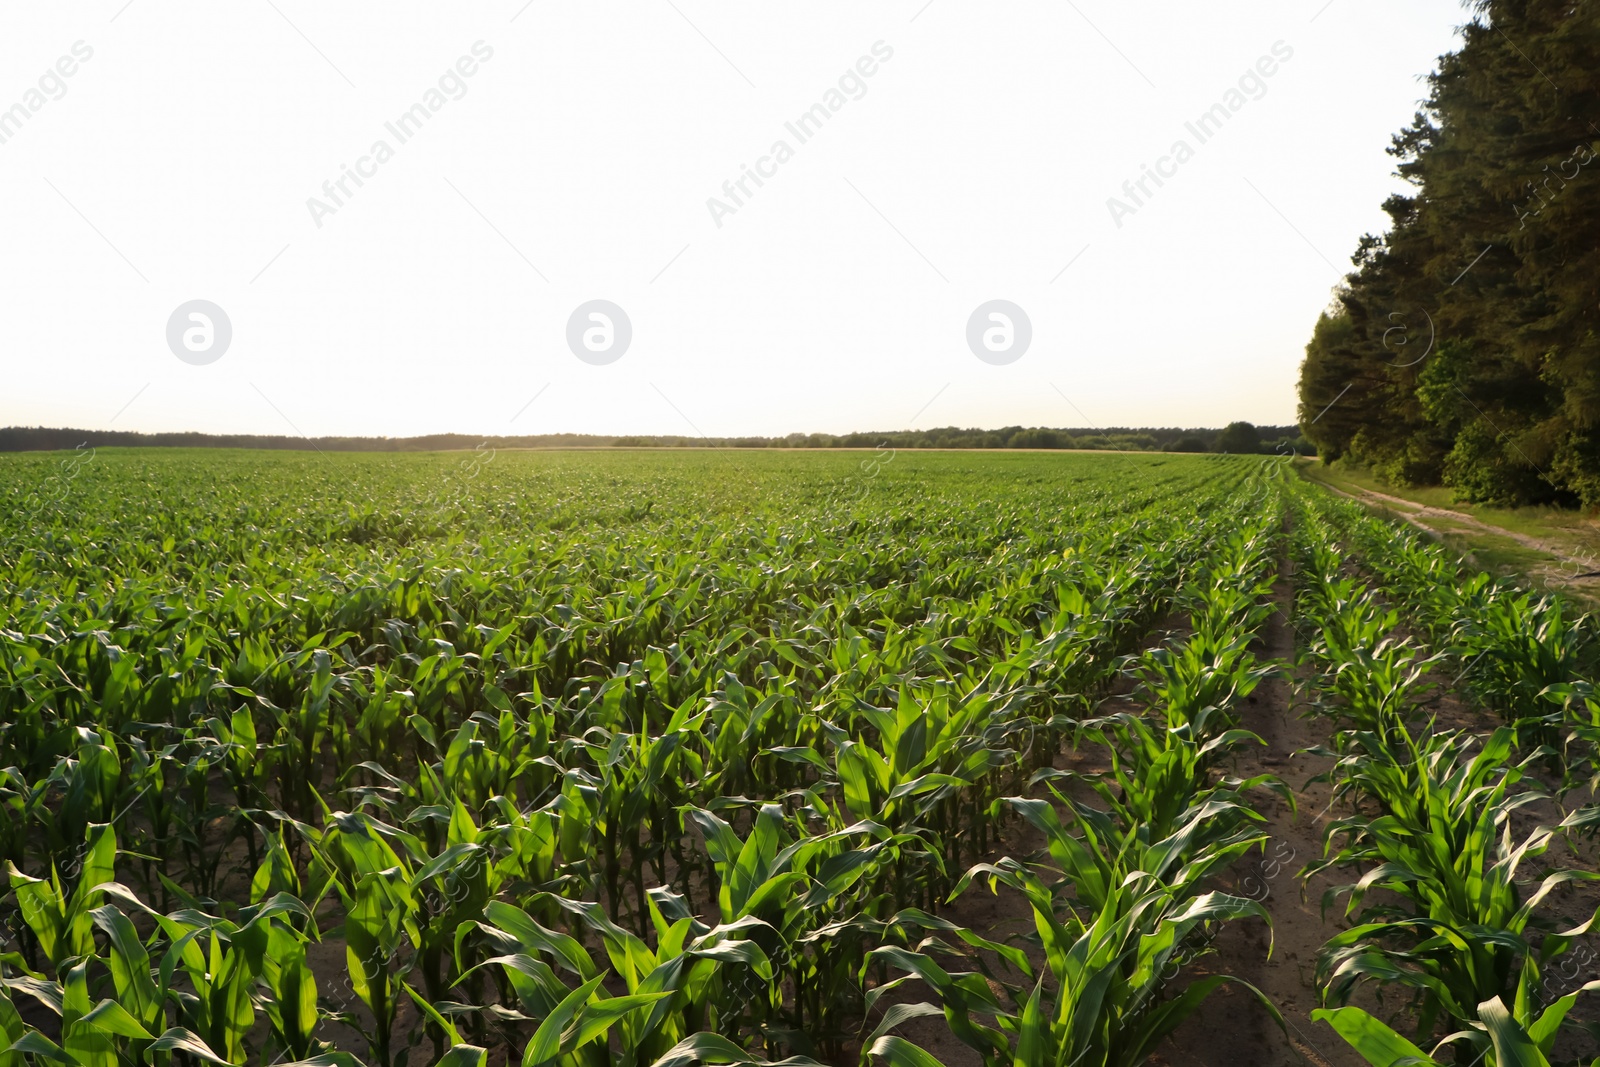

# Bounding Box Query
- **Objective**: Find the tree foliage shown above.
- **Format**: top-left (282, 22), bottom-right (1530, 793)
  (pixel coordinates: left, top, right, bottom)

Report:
top-left (1298, 0), bottom-right (1600, 505)
top-left (0, 424), bottom-right (1307, 455)
top-left (1216, 422), bottom-right (1262, 455)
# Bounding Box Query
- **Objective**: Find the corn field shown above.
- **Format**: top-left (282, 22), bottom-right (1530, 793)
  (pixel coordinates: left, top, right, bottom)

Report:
top-left (0, 449), bottom-right (1597, 1067)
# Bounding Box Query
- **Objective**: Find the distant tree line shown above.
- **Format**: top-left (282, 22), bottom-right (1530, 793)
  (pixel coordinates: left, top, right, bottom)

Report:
top-left (1298, 0), bottom-right (1600, 507)
top-left (0, 423), bottom-right (1310, 455)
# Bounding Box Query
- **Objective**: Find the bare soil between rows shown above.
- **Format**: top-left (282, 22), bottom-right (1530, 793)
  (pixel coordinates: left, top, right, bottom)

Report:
top-left (852, 553), bottom-right (1360, 1066)
top-left (1153, 547), bottom-right (1365, 1067)
top-left (877, 526), bottom-right (1600, 1066)
top-left (84, 526), bottom-right (1600, 1067)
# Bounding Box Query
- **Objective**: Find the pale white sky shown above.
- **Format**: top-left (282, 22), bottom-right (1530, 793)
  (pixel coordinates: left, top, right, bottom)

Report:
top-left (0, 1), bottom-right (1466, 439)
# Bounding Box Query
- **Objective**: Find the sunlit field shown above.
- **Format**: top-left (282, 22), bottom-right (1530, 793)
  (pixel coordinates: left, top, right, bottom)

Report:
top-left (1, 449), bottom-right (1596, 1066)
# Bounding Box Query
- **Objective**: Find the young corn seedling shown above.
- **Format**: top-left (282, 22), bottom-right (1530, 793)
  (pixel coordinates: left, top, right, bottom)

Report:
top-left (6, 822), bottom-right (115, 978)
top-left (866, 863), bottom-right (1279, 1067)
top-left (686, 801), bottom-right (919, 1051)
top-left (1315, 978), bottom-right (1600, 1067)
top-left (1307, 726), bottom-right (1600, 1040)
top-left (456, 899), bottom-right (683, 1066)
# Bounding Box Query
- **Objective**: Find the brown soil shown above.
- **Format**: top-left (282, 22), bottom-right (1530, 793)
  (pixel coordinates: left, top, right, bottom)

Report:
top-left (870, 524), bottom-right (1600, 1067)
top-left (1151, 553), bottom-right (1365, 1067)
top-left (120, 530), bottom-right (1596, 1067)
top-left (853, 569), bottom-right (1383, 1066)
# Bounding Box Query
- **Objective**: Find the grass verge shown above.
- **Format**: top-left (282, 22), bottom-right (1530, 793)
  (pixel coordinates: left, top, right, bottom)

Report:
top-left (1294, 457), bottom-right (1600, 603)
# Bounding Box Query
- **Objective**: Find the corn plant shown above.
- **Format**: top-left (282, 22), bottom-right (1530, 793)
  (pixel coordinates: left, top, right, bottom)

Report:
top-left (0, 449), bottom-right (1295, 1066)
top-left (1315, 980), bottom-right (1600, 1067)
top-left (866, 864), bottom-right (1278, 1067)
top-left (6, 823), bottom-right (115, 978)
top-left (1308, 725), bottom-right (1600, 1039)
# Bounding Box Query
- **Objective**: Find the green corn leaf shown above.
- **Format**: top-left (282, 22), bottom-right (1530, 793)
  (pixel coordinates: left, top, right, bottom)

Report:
top-left (430, 1047), bottom-right (486, 1067)
top-left (1477, 996), bottom-right (1550, 1067)
top-left (863, 1003), bottom-right (944, 1046)
top-left (1312, 1007), bottom-right (1440, 1066)
top-left (1014, 978), bottom-right (1049, 1067)
top-left (275, 1054), bottom-right (367, 1067)
top-left (410, 843), bottom-right (485, 890)
top-left (568, 991), bottom-right (673, 1050)
top-left (523, 974), bottom-right (602, 1067)
top-left (480, 902), bottom-right (597, 980)
top-left (9, 1032), bottom-right (71, 1065)
top-left (863, 1036), bottom-right (949, 1067)
top-left (6, 866), bottom-right (63, 966)
top-left (403, 984), bottom-right (463, 1046)
top-left (78, 1000), bottom-right (153, 1040)
top-left (148, 1028), bottom-right (231, 1066)
top-left (1, 976), bottom-right (63, 1016)
top-left (0, 988), bottom-right (26, 1067)
top-left (1528, 978), bottom-right (1600, 1051)
top-left (649, 1032), bottom-right (829, 1066)
top-left (87, 906), bottom-right (156, 1025)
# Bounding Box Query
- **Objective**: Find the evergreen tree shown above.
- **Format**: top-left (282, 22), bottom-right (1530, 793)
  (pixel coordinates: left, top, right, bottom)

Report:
top-left (1298, 0), bottom-right (1600, 505)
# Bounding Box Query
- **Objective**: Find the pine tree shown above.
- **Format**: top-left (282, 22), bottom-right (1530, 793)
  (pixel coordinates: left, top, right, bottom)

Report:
top-left (1298, 0), bottom-right (1600, 504)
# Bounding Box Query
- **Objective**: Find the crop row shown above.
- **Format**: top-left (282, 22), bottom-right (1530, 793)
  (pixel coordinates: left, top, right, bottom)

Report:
top-left (1289, 487), bottom-right (1600, 1065)
top-left (0, 452), bottom-right (1292, 1066)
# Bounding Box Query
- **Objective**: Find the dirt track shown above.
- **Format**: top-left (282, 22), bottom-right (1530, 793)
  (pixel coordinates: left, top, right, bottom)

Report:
top-left (1315, 479), bottom-right (1600, 595)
